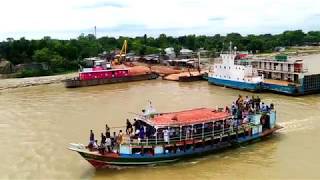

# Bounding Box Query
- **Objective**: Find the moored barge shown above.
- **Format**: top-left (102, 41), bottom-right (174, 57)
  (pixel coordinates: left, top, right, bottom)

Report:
top-left (69, 97), bottom-right (282, 168)
top-left (252, 55), bottom-right (320, 95)
top-left (64, 68), bottom-right (159, 88)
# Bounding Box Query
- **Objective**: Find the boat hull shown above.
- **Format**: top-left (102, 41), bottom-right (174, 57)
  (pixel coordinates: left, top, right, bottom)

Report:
top-left (208, 77), bottom-right (262, 92)
top-left (64, 72), bottom-right (159, 88)
top-left (71, 126), bottom-right (281, 168)
top-left (262, 82), bottom-right (300, 95)
top-left (179, 75), bottom-right (204, 82)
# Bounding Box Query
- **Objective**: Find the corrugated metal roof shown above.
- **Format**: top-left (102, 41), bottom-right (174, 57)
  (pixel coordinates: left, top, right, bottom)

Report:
top-left (149, 108), bottom-right (231, 127)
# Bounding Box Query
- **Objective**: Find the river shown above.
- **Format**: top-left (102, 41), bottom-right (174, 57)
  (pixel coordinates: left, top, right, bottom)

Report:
top-left (0, 54), bottom-right (320, 179)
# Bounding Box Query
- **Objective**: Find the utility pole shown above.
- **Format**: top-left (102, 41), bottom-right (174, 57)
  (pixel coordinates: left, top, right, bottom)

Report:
top-left (94, 26), bottom-right (97, 37)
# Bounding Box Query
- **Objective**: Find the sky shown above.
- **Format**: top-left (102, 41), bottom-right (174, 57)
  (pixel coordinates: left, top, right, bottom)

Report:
top-left (0, 0), bottom-right (319, 40)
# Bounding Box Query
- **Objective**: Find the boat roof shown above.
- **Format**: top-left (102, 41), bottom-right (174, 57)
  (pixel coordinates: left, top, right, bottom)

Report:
top-left (148, 108), bottom-right (231, 127)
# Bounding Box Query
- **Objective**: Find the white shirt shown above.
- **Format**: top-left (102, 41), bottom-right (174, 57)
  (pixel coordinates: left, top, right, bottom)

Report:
top-left (163, 130), bottom-right (169, 142)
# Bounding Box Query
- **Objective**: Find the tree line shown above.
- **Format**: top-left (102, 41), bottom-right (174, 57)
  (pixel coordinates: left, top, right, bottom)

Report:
top-left (0, 30), bottom-right (319, 75)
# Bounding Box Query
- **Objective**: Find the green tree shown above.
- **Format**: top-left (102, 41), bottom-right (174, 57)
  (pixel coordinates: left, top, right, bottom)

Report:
top-left (32, 48), bottom-right (65, 72)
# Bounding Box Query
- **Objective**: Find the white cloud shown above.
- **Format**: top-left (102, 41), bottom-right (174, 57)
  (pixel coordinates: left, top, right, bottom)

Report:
top-left (0, 0), bottom-right (319, 39)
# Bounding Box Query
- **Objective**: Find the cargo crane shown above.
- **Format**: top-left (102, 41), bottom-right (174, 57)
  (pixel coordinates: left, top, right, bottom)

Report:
top-left (114, 40), bottom-right (127, 65)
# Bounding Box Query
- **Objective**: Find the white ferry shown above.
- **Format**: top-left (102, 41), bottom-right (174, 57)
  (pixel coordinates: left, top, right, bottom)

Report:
top-left (208, 46), bottom-right (263, 91)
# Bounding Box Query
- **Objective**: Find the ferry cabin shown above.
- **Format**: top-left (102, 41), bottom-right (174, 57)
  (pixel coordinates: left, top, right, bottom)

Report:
top-left (208, 53), bottom-right (263, 91)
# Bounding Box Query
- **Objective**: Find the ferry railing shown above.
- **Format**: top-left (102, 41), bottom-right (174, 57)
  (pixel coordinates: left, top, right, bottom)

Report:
top-left (122, 125), bottom-right (249, 146)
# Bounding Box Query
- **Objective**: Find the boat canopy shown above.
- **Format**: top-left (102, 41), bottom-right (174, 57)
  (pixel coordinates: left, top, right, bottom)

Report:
top-left (146, 108), bottom-right (231, 128)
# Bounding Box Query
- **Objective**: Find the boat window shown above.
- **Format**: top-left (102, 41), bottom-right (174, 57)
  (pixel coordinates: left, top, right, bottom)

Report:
top-left (224, 66), bottom-right (226, 69)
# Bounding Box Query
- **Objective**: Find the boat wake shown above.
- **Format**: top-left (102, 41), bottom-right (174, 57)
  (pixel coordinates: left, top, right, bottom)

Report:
top-left (278, 116), bottom-right (315, 134)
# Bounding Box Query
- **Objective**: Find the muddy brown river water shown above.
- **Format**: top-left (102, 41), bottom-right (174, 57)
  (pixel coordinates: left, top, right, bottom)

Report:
top-left (0, 54), bottom-right (320, 179)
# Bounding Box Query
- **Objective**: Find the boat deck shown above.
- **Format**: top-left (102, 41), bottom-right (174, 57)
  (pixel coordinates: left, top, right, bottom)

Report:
top-left (263, 79), bottom-right (294, 86)
top-left (163, 71), bottom-right (207, 81)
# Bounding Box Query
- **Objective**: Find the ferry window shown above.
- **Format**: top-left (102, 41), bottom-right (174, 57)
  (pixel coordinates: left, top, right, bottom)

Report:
top-left (229, 67), bottom-right (230, 69)
top-left (224, 66), bottom-right (226, 69)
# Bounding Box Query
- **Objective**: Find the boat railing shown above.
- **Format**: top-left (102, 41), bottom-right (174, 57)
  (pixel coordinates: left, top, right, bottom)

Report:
top-left (121, 124), bottom-right (252, 146)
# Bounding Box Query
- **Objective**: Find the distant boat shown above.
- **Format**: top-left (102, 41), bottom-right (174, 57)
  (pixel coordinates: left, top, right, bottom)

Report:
top-left (64, 65), bottom-right (158, 88)
top-left (68, 99), bottom-right (282, 168)
top-left (208, 45), bottom-right (263, 91)
top-left (64, 40), bottom-right (159, 88)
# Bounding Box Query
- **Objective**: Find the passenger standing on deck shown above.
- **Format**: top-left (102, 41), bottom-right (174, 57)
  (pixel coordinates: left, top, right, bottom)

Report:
top-left (231, 102), bottom-right (237, 116)
top-left (105, 124), bottom-right (110, 135)
top-left (256, 96), bottom-right (261, 110)
top-left (163, 129), bottom-right (169, 143)
top-left (138, 125), bottom-right (145, 142)
top-left (111, 132), bottom-right (117, 150)
top-left (105, 130), bottom-right (111, 152)
top-left (225, 106), bottom-right (231, 113)
top-left (260, 102), bottom-right (266, 111)
top-left (250, 96), bottom-right (255, 108)
top-left (118, 130), bottom-right (123, 145)
top-left (88, 130), bottom-right (95, 149)
top-left (244, 96), bottom-right (250, 105)
top-left (236, 95), bottom-right (243, 106)
top-left (126, 119), bottom-right (133, 135)
top-left (185, 127), bottom-right (190, 140)
top-left (100, 133), bottom-right (106, 154)
top-left (270, 103), bottom-right (274, 110)
top-left (133, 119), bottom-right (140, 132)
top-left (93, 140), bottom-right (98, 149)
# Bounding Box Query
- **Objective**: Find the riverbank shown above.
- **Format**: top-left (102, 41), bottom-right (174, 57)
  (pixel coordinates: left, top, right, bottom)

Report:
top-left (0, 52), bottom-right (318, 91)
top-left (0, 72), bottom-right (78, 90)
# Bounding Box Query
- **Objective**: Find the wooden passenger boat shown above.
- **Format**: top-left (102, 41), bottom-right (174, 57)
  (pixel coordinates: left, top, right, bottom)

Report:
top-left (68, 103), bottom-right (282, 168)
